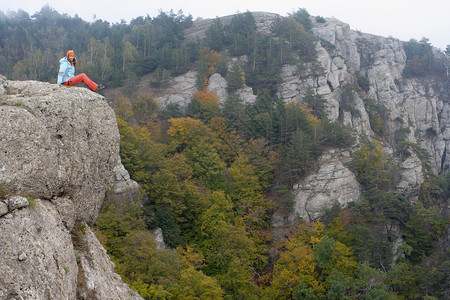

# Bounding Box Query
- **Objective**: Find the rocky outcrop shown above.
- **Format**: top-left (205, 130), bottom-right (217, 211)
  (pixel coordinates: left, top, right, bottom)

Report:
top-left (154, 69), bottom-right (257, 109)
top-left (152, 228), bottom-right (167, 250)
top-left (156, 13), bottom-right (448, 223)
top-left (0, 199), bottom-right (78, 299)
top-left (0, 78), bottom-right (119, 226)
top-left (273, 149), bottom-right (361, 225)
top-left (75, 227), bottom-right (142, 299)
top-left (310, 17), bottom-right (449, 175)
top-left (274, 17), bottom-right (448, 222)
top-left (397, 154), bottom-right (424, 201)
top-left (155, 70), bottom-right (198, 107)
top-left (112, 158), bottom-right (139, 195)
top-left (208, 73), bottom-right (229, 103)
top-left (0, 76), bottom-right (143, 299)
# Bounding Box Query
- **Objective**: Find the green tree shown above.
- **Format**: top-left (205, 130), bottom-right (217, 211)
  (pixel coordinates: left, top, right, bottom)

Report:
top-left (227, 154), bottom-right (270, 230)
top-left (388, 262), bottom-right (422, 298)
top-left (81, 37), bottom-right (114, 82)
top-left (205, 17), bottom-right (225, 51)
top-left (226, 64), bottom-right (245, 92)
top-left (225, 11), bottom-right (257, 56)
top-left (279, 129), bottom-right (317, 188)
top-left (196, 191), bottom-right (260, 298)
top-left (173, 267), bottom-right (224, 299)
top-left (363, 98), bottom-right (389, 137)
top-left (403, 38), bottom-right (436, 77)
top-left (122, 40), bottom-right (139, 75)
top-left (184, 141), bottom-right (225, 189)
top-left (302, 87), bottom-right (327, 119)
top-left (314, 235), bottom-right (336, 270)
top-left (132, 94), bottom-right (159, 126)
top-left (351, 141), bottom-right (393, 191)
top-left (271, 15), bottom-right (317, 63)
top-left (291, 8), bottom-right (312, 31)
top-left (117, 118), bottom-right (166, 193)
top-left (293, 281), bottom-right (318, 300)
top-left (325, 270), bottom-right (354, 300)
top-left (403, 203), bottom-right (444, 261)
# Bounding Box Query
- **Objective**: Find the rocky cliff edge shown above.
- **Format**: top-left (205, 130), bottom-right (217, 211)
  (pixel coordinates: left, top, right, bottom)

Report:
top-left (0, 76), bottom-right (143, 299)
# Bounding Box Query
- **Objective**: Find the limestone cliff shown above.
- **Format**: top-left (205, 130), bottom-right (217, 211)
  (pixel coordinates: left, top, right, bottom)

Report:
top-left (153, 13), bottom-right (448, 222)
top-left (285, 17), bottom-right (448, 220)
top-left (0, 76), bottom-right (143, 299)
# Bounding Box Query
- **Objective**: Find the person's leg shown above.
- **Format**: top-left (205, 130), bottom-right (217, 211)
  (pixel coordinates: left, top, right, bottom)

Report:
top-left (65, 73), bottom-right (99, 91)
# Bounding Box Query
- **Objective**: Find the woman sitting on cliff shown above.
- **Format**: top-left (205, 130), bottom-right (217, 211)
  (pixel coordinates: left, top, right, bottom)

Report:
top-left (57, 50), bottom-right (104, 92)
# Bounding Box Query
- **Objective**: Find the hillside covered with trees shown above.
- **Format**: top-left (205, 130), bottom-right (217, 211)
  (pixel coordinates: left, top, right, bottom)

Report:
top-left (1, 5), bottom-right (449, 299)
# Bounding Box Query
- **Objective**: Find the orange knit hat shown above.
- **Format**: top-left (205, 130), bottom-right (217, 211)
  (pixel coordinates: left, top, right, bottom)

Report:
top-left (66, 50), bottom-right (75, 57)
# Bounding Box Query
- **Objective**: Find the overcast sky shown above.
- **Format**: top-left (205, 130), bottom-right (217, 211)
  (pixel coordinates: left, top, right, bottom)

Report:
top-left (1, 0), bottom-right (449, 50)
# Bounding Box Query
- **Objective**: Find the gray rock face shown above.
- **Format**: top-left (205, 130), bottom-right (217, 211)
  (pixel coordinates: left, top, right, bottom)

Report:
top-left (397, 154), bottom-right (424, 201)
top-left (273, 150), bottom-right (361, 225)
top-left (0, 79), bottom-right (119, 225)
top-left (155, 70), bottom-right (198, 108)
top-left (112, 157), bottom-right (139, 195)
top-left (0, 199), bottom-right (78, 299)
top-left (236, 84), bottom-right (257, 104)
top-left (155, 69), bottom-right (259, 110)
top-left (0, 77), bottom-right (143, 299)
top-left (389, 79), bottom-right (450, 174)
top-left (76, 228), bottom-right (143, 300)
top-left (153, 15), bottom-right (448, 224)
top-left (207, 73), bottom-right (258, 105)
top-left (0, 200), bottom-right (8, 216)
top-left (7, 196), bottom-right (29, 211)
top-left (153, 228), bottom-right (167, 250)
top-left (277, 42), bottom-right (350, 122)
top-left (208, 73), bottom-right (229, 104)
top-left (275, 17), bottom-right (448, 222)
top-left (312, 18), bottom-right (361, 72)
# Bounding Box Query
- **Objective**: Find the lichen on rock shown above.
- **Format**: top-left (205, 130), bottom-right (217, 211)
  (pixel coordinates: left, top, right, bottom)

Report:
top-left (0, 76), bottom-right (143, 299)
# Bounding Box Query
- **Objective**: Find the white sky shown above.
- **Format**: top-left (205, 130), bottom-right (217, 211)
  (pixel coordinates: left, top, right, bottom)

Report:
top-left (1, 0), bottom-right (449, 50)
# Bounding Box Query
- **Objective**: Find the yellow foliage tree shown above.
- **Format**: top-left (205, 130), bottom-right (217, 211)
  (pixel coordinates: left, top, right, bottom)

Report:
top-left (115, 94), bottom-right (134, 122)
top-left (167, 117), bottom-right (215, 151)
top-left (173, 267), bottom-right (224, 299)
top-left (227, 154), bottom-right (269, 231)
top-left (265, 221), bottom-right (327, 298)
top-left (197, 47), bottom-right (222, 90)
top-left (177, 245), bottom-right (205, 270)
top-left (265, 245), bottom-right (323, 298)
top-left (190, 89), bottom-right (220, 122)
top-left (117, 118), bottom-right (166, 191)
top-left (207, 116), bottom-right (246, 164)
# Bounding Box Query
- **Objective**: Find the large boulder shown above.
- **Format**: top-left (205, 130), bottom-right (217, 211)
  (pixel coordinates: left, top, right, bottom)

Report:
top-left (0, 77), bottom-right (143, 299)
top-left (0, 79), bottom-right (119, 225)
top-left (0, 199), bottom-right (77, 299)
top-left (155, 70), bottom-right (198, 108)
top-left (273, 150), bottom-right (361, 225)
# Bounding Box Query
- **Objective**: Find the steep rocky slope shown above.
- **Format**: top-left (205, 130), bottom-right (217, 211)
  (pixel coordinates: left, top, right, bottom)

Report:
top-left (153, 14), bottom-right (448, 222)
top-left (288, 17), bottom-right (448, 220)
top-left (0, 11), bottom-right (448, 298)
top-left (0, 76), bottom-right (143, 299)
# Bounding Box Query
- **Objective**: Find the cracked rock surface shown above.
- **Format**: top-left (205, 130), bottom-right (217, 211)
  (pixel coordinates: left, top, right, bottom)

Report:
top-left (0, 76), bottom-right (143, 299)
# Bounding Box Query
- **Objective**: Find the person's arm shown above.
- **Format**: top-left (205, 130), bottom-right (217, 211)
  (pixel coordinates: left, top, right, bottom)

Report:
top-left (57, 59), bottom-right (67, 84)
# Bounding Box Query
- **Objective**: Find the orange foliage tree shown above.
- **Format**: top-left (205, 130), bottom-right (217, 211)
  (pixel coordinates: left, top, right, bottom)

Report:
top-left (196, 47), bottom-right (222, 90)
top-left (189, 89), bottom-right (220, 123)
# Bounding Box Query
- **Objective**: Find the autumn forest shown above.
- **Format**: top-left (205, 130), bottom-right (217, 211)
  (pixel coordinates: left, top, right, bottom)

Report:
top-left (1, 5), bottom-right (449, 299)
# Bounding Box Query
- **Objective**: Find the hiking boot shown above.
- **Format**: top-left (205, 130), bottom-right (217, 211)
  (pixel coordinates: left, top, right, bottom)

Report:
top-left (96, 84), bottom-right (105, 92)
